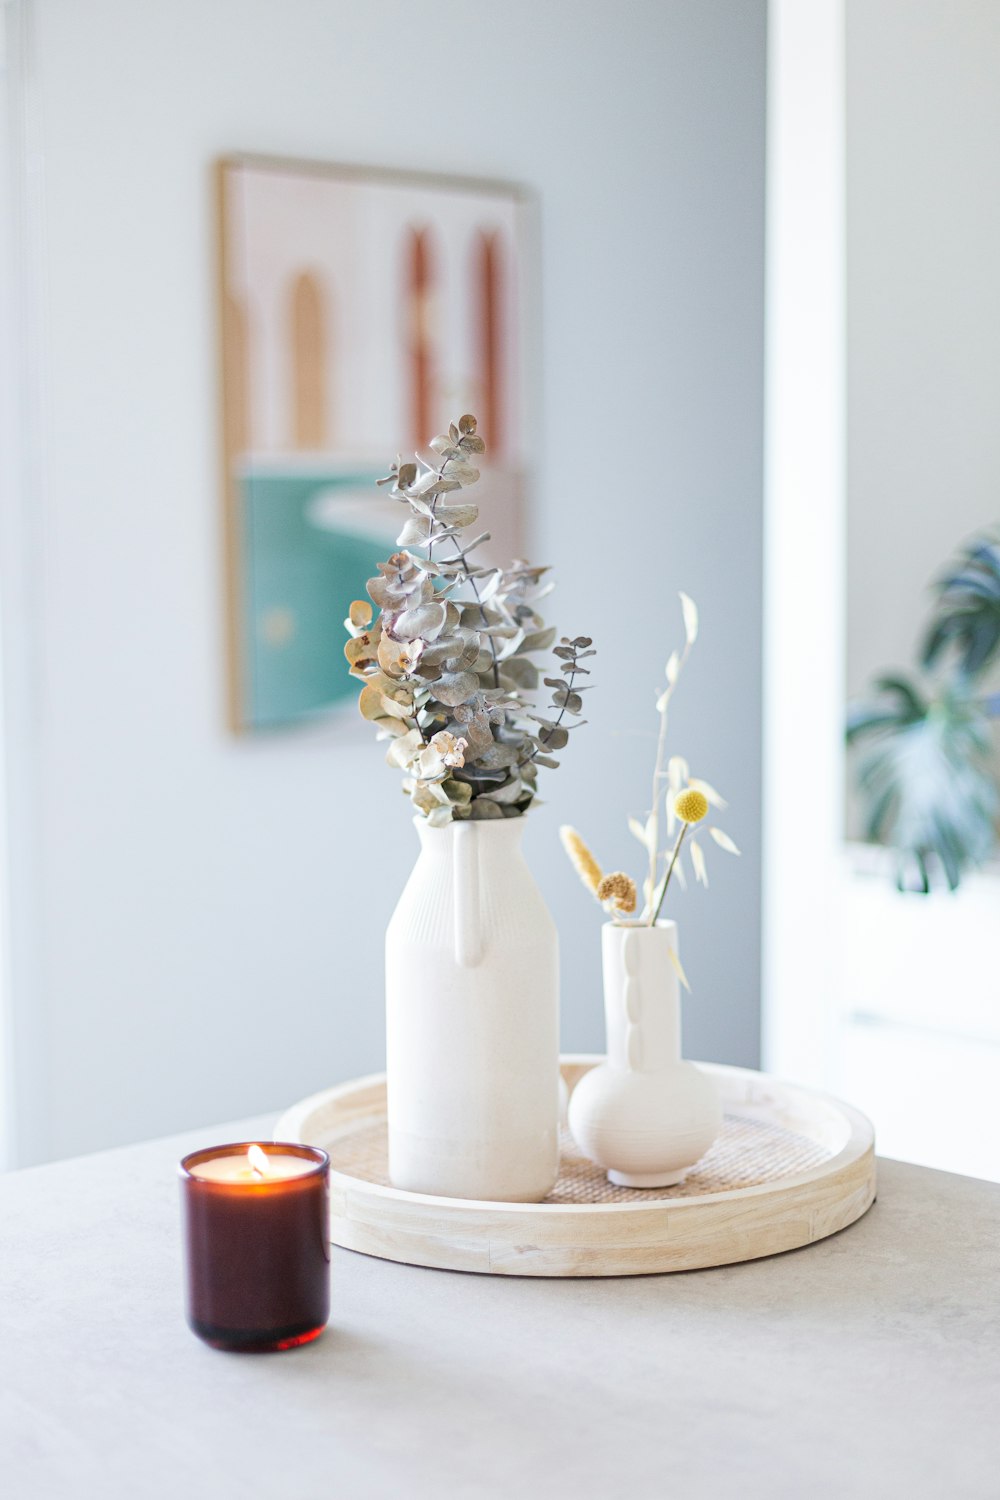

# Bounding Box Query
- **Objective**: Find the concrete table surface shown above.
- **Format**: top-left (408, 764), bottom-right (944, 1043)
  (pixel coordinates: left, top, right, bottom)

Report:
top-left (2, 1116), bottom-right (999, 1500)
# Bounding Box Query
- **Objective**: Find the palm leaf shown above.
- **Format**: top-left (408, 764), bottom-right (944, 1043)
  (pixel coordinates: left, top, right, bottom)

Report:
top-left (922, 534), bottom-right (1000, 680)
top-left (847, 675), bottom-right (998, 891)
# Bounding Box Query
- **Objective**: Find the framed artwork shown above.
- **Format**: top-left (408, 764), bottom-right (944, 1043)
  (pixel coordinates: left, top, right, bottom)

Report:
top-left (216, 154), bottom-right (533, 732)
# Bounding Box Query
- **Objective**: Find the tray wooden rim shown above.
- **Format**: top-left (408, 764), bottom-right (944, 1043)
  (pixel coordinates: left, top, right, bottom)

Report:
top-left (275, 1057), bottom-right (876, 1276)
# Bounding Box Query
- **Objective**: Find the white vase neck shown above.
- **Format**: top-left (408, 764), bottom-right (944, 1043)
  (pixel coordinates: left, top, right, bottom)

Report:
top-left (414, 815), bottom-right (527, 853)
top-left (409, 814), bottom-right (533, 967)
top-left (601, 919), bottom-right (682, 1073)
top-left (602, 918), bottom-right (678, 939)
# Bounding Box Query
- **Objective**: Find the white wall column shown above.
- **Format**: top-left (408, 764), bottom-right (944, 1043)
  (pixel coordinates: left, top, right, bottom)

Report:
top-left (763, 0), bottom-right (846, 1086)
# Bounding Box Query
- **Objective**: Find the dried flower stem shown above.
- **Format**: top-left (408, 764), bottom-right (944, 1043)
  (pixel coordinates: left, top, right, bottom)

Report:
top-left (650, 824), bottom-right (688, 926)
top-left (518, 659), bottom-right (581, 770)
top-left (426, 453), bottom-right (501, 689)
top-left (643, 640), bottom-right (692, 920)
top-left (451, 538), bottom-right (501, 690)
top-left (559, 593), bottom-right (738, 951)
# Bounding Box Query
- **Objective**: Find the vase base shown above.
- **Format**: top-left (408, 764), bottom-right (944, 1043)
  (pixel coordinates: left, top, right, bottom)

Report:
top-left (607, 1168), bottom-right (687, 1189)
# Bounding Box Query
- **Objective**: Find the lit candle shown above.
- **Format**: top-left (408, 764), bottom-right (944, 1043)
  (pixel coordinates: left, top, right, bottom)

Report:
top-left (179, 1141), bottom-right (330, 1353)
top-left (187, 1145), bottom-right (316, 1182)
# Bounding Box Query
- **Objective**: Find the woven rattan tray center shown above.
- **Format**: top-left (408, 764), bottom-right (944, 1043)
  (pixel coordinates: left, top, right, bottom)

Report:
top-left (328, 1111), bottom-right (831, 1205)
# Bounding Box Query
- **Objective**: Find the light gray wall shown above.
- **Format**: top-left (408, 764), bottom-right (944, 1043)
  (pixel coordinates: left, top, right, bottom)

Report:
top-left (8, 0), bottom-right (765, 1163)
top-left (846, 0), bottom-right (1000, 707)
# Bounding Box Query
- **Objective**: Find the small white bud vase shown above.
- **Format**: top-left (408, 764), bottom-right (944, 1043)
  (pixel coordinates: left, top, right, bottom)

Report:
top-left (568, 920), bottom-right (722, 1187)
top-left (385, 817), bottom-right (560, 1203)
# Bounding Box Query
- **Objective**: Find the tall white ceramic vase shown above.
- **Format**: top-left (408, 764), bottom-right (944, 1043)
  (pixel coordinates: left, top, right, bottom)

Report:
top-left (385, 817), bottom-right (560, 1202)
top-left (568, 920), bottom-right (721, 1187)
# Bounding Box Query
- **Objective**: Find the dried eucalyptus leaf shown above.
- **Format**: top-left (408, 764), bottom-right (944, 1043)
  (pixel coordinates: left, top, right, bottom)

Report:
top-left (476, 742), bottom-right (520, 770)
top-left (503, 657), bottom-right (540, 690)
top-left (412, 469), bottom-right (461, 497)
top-left (360, 683), bottom-right (397, 722)
top-left (345, 633), bottom-right (379, 669)
top-left (442, 778), bottom-right (473, 805)
top-left (397, 514), bottom-right (432, 547)
top-left (434, 504), bottom-right (479, 529)
top-left (395, 601), bottom-right (448, 640)
top-left (464, 725), bottom-right (500, 761)
top-left (443, 462), bottom-right (480, 486)
top-left (367, 577), bottom-right (407, 611)
top-left (451, 531), bottom-right (491, 560)
top-left (421, 630), bottom-right (479, 666)
top-left (376, 717), bottom-right (414, 742)
top-left (468, 798), bottom-right (504, 819)
top-left (457, 766), bottom-right (508, 787)
top-left (529, 722), bottom-right (569, 751)
top-left (347, 600), bottom-right (373, 630)
top-left (519, 626), bottom-right (557, 653)
top-left (431, 671), bottom-right (479, 706)
top-left (477, 570), bottom-right (502, 604)
top-left (479, 777), bottom-right (523, 803)
top-left (379, 692), bottom-right (414, 721)
top-left (446, 642), bottom-right (482, 672)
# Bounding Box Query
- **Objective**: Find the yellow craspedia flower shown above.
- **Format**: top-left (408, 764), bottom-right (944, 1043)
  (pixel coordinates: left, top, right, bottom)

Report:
top-left (674, 787), bottom-right (709, 824)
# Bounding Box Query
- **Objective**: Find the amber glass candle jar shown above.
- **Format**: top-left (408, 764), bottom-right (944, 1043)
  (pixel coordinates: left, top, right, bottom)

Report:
top-left (179, 1141), bottom-right (330, 1352)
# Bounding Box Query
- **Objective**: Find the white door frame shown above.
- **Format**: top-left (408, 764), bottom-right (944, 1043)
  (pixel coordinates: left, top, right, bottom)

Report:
top-left (762, 0), bottom-right (848, 1089)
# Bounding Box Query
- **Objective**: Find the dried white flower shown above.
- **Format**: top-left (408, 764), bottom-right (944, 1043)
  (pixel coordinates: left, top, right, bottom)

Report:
top-left (416, 731), bottom-right (469, 780)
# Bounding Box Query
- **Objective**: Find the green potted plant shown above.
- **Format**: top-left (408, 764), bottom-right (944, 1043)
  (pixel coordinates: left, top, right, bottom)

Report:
top-left (848, 532), bottom-right (1000, 892)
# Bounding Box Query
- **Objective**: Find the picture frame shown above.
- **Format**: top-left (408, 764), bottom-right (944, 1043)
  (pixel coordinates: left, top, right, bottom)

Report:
top-left (215, 153), bottom-right (534, 732)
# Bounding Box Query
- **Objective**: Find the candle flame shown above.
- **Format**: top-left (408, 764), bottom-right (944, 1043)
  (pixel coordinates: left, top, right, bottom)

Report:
top-left (247, 1144), bottom-right (270, 1177)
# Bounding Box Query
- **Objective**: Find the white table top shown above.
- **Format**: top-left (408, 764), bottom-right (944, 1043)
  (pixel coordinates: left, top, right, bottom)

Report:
top-left (2, 1113), bottom-right (999, 1499)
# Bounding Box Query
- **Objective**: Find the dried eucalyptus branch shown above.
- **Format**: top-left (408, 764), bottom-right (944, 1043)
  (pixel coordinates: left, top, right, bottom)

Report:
top-left (345, 415), bottom-right (594, 825)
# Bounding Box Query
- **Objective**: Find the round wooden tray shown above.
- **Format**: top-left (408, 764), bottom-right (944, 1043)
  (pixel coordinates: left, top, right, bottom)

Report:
top-left (275, 1057), bottom-right (876, 1277)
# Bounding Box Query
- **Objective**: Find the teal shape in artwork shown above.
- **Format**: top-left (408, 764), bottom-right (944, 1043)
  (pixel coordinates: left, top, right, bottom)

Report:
top-left (238, 465), bottom-right (392, 730)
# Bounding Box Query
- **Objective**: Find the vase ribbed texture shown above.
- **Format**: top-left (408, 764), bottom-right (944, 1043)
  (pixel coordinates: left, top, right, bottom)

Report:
top-left (385, 817), bottom-right (560, 1202)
